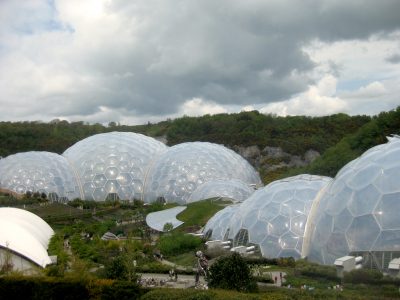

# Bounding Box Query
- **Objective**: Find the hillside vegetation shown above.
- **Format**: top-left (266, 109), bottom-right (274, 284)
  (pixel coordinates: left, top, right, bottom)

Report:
top-left (283, 107), bottom-right (400, 177)
top-left (1, 107), bottom-right (399, 180)
top-left (0, 112), bottom-right (369, 157)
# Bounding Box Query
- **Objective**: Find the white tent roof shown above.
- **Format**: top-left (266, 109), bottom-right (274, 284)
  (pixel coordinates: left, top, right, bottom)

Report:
top-left (0, 208), bottom-right (54, 268)
top-left (0, 208), bottom-right (53, 248)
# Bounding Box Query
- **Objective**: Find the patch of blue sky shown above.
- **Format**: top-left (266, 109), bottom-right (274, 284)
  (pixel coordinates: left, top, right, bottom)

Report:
top-left (11, 0), bottom-right (74, 36)
top-left (336, 79), bottom-right (373, 92)
top-left (336, 76), bottom-right (391, 92)
top-left (12, 17), bottom-right (74, 36)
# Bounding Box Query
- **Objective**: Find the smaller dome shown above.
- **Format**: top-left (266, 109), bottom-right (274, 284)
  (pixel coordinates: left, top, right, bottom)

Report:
top-left (0, 151), bottom-right (79, 201)
top-left (188, 179), bottom-right (255, 203)
top-left (203, 205), bottom-right (239, 241)
top-left (226, 174), bottom-right (332, 259)
top-left (143, 142), bottom-right (261, 205)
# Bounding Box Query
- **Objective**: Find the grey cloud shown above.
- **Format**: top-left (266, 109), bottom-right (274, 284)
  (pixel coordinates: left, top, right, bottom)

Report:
top-left (386, 53), bottom-right (400, 64)
top-left (1, 0), bottom-right (400, 121)
top-left (72, 0), bottom-right (400, 116)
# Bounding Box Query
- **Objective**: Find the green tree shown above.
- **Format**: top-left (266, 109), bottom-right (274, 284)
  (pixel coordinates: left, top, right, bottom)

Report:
top-left (104, 254), bottom-right (138, 282)
top-left (208, 252), bottom-right (258, 292)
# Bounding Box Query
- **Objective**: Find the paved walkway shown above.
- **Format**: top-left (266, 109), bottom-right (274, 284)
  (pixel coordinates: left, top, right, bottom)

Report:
top-left (138, 272), bottom-right (206, 289)
top-left (265, 271), bottom-right (286, 287)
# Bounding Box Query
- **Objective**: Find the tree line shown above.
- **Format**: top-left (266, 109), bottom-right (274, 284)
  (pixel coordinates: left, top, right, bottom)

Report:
top-left (1, 107), bottom-right (399, 178)
top-left (0, 111), bottom-right (371, 157)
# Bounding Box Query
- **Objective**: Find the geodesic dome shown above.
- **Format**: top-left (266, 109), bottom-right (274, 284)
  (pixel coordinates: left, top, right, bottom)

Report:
top-left (0, 152), bottom-right (79, 201)
top-left (188, 179), bottom-right (255, 203)
top-left (142, 142), bottom-right (261, 205)
top-left (63, 132), bottom-right (167, 201)
top-left (305, 136), bottom-right (400, 266)
top-left (203, 205), bottom-right (239, 241)
top-left (226, 174), bottom-right (332, 259)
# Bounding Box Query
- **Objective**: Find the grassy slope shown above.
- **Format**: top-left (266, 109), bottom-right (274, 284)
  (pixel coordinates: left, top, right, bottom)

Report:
top-left (176, 198), bottom-right (232, 231)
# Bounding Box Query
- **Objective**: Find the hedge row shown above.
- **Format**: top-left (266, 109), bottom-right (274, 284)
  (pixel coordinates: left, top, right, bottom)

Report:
top-left (0, 276), bottom-right (147, 300)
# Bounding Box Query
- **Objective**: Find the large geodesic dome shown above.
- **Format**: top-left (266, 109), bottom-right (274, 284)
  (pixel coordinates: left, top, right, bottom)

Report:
top-left (203, 205), bottom-right (239, 241)
top-left (226, 174), bottom-right (332, 259)
top-left (0, 152), bottom-right (79, 201)
top-left (63, 132), bottom-right (167, 201)
top-left (305, 136), bottom-right (400, 268)
top-left (188, 179), bottom-right (255, 203)
top-left (143, 142), bottom-right (261, 205)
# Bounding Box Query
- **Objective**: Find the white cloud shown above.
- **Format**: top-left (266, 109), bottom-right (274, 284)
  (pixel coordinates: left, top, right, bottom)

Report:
top-left (179, 98), bottom-right (227, 117)
top-left (241, 105), bottom-right (256, 112)
top-left (260, 75), bottom-right (348, 116)
top-left (342, 81), bottom-right (387, 99)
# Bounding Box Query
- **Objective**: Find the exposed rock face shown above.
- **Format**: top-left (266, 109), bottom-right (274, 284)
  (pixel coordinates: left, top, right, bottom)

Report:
top-left (234, 145), bottom-right (320, 172)
top-left (157, 135), bottom-right (319, 175)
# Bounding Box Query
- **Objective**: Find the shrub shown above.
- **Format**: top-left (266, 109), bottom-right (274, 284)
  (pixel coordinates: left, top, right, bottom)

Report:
top-left (208, 252), bottom-right (258, 292)
top-left (343, 268), bottom-right (383, 284)
top-left (157, 232), bottom-right (202, 256)
top-left (100, 281), bottom-right (144, 300)
top-left (140, 289), bottom-right (216, 300)
top-left (294, 260), bottom-right (339, 282)
top-left (104, 255), bottom-right (138, 282)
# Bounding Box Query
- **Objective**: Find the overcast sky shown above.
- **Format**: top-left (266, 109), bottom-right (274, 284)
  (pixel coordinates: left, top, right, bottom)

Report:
top-left (1, 0), bottom-right (400, 124)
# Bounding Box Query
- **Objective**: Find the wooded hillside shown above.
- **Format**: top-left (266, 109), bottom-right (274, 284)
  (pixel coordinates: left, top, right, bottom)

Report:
top-left (1, 107), bottom-right (399, 181)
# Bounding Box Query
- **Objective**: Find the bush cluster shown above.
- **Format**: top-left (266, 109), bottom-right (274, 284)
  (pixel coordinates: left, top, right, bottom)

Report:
top-left (0, 276), bottom-right (144, 300)
top-left (157, 232), bottom-right (202, 257)
top-left (208, 253), bottom-right (258, 293)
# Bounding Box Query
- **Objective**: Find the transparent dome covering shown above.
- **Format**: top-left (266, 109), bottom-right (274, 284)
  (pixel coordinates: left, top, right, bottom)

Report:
top-left (226, 174), bottom-right (332, 259)
top-left (203, 205), bottom-right (239, 241)
top-left (63, 132), bottom-right (167, 201)
top-left (143, 142), bottom-right (261, 204)
top-left (0, 151), bottom-right (79, 201)
top-left (305, 136), bottom-right (400, 265)
top-left (188, 179), bottom-right (255, 203)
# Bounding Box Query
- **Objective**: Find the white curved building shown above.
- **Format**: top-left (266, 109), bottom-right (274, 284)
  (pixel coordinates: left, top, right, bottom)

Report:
top-left (220, 175), bottom-right (331, 259)
top-left (0, 152), bottom-right (79, 201)
top-left (63, 132), bottom-right (167, 201)
top-left (143, 142), bottom-right (261, 205)
top-left (0, 208), bottom-right (54, 271)
top-left (305, 136), bottom-right (400, 269)
top-left (188, 179), bottom-right (255, 203)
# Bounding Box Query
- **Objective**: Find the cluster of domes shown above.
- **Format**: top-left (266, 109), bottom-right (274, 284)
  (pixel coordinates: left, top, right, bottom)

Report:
top-left (204, 136), bottom-right (400, 269)
top-left (0, 132), bottom-right (261, 204)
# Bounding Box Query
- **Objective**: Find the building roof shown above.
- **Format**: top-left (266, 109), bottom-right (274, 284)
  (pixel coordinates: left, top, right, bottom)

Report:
top-left (0, 208), bottom-right (54, 268)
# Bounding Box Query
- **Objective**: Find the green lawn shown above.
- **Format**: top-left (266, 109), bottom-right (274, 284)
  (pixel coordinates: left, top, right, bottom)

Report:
top-left (176, 198), bottom-right (232, 231)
